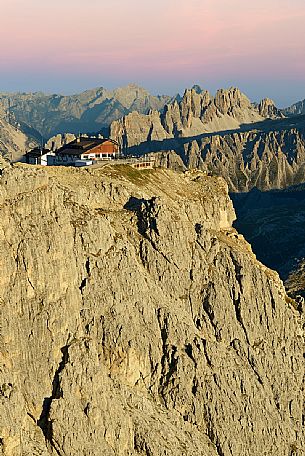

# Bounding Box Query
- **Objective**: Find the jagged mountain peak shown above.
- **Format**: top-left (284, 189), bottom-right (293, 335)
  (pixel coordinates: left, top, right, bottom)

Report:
top-left (191, 84), bottom-right (204, 94)
top-left (260, 97), bottom-right (275, 105)
top-left (257, 97), bottom-right (283, 119)
top-left (0, 85), bottom-right (172, 138)
top-left (111, 85), bottom-right (269, 149)
top-left (214, 87), bottom-right (251, 110)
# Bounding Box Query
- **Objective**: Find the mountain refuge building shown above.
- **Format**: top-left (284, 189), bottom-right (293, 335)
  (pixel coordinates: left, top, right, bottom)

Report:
top-left (25, 136), bottom-right (156, 170)
top-left (52, 137), bottom-right (120, 165)
top-left (26, 137), bottom-right (120, 166)
top-left (25, 147), bottom-right (53, 166)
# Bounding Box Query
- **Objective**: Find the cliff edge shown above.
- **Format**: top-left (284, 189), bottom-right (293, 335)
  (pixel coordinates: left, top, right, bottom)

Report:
top-left (0, 164), bottom-right (303, 455)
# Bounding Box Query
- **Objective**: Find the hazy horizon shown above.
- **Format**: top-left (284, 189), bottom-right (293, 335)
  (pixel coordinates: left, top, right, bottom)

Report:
top-left (1, 80), bottom-right (304, 109)
top-left (1, 0), bottom-right (305, 108)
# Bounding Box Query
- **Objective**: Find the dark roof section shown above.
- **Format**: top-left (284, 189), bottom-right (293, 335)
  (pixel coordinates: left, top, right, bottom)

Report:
top-left (57, 137), bottom-right (119, 156)
top-left (26, 147), bottom-right (51, 158)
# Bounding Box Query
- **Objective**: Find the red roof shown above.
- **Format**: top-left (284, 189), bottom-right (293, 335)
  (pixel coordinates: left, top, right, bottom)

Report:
top-left (58, 137), bottom-right (119, 157)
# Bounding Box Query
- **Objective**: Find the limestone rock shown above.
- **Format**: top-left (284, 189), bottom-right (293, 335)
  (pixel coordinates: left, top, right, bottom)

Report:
top-left (285, 258), bottom-right (305, 300)
top-left (197, 128), bottom-right (305, 191)
top-left (111, 110), bottom-right (170, 151)
top-left (0, 164), bottom-right (303, 455)
top-left (257, 98), bottom-right (284, 119)
top-left (0, 107), bottom-right (32, 162)
top-left (110, 87), bottom-right (275, 150)
top-left (0, 85), bottom-right (171, 139)
top-left (149, 122), bottom-right (305, 192)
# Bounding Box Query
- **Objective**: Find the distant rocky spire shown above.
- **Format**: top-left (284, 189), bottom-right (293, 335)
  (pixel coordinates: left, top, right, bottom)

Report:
top-left (191, 84), bottom-right (203, 94)
top-left (257, 98), bottom-right (284, 119)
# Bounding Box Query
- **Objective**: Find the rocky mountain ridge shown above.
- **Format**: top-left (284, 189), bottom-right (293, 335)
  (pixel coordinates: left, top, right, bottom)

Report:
top-left (284, 99), bottom-right (305, 116)
top-left (0, 84), bottom-right (171, 139)
top-left (179, 124), bottom-right (305, 192)
top-left (256, 98), bottom-right (284, 119)
top-left (0, 83), bottom-right (303, 150)
top-left (0, 163), bottom-right (303, 455)
top-left (117, 112), bottom-right (305, 192)
top-left (110, 87), bottom-right (282, 150)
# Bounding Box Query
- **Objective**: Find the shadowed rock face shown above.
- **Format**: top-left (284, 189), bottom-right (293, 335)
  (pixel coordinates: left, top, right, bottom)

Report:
top-left (230, 184), bottom-right (305, 300)
top-left (0, 108), bottom-right (33, 162)
top-left (151, 124), bottom-right (305, 192)
top-left (231, 186), bottom-right (305, 278)
top-left (284, 99), bottom-right (305, 116)
top-left (0, 164), bottom-right (303, 455)
top-left (286, 259), bottom-right (305, 298)
top-left (193, 127), bottom-right (305, 192)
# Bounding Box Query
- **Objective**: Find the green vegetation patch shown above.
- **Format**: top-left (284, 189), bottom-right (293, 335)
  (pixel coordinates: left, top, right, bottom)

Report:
top-left (98, 164), bottom-right (156, 185)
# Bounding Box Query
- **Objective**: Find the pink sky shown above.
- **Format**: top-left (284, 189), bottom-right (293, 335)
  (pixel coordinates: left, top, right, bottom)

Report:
top-left (1, 0), bottom-right (304, 106)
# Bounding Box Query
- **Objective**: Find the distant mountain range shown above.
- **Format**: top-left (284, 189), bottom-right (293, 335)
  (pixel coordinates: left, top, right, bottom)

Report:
top-left (283, 99), bottom-right (305, 116)
top-left (110, 87), bottom-right (283, 150)
top-left (108, 86), bottom-right (305, 192)
top-left (0, 84), bottom-right (172, 140)
top-left (0, 83), bottom-right (303, 165)
top-left (0, 82), bottom-right (304, 294)
top-left (0, 83), bottom-right (301, 142)
top-left (147, 115), bottom-right (305, 192)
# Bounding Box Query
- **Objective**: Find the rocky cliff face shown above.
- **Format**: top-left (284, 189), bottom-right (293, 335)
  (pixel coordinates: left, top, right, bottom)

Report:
top-left (231, 186), bottom-right (305, 279)
top-left (0, 84), bottom-right (171, 139)
top-left (0, 164), bottom-right (303, 455)
top-left (286, 259), bottom-right (305, 298)
top-left (153, 124), bottom-right (305, 192)
top-left (256, 98), bottom-right (284, 119)
top-left (110, 87), bottom-right (278, 150)
top-left (0, 107), bottom-right (33, 162)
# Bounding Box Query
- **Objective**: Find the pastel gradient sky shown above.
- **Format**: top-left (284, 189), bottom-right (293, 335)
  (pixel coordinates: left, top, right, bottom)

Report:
top-left (1, 0), bottom-right (304, 106)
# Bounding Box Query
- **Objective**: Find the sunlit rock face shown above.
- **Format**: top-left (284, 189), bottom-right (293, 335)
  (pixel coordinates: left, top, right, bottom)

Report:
top-left (110, 87), bottom-right (270, 150)
top-left (257, 98), bottom-right (284, 119)
top-left (0, 164), bottom-right (303, 455)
